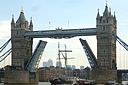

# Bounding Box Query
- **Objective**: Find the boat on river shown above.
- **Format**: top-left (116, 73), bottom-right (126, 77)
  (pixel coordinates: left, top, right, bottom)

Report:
top-left (49, 76), bottom-right (76, 84)
top-left (49, 43), bottom-right (76, 84)
top-left (73, 79), bottom-right (95, 85)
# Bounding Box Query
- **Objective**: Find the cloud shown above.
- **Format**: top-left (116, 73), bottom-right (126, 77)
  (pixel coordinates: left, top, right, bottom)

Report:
top-left (0, 20), bottom-right (11, 39)
top-left (0, 20), bottom-right (11, 67)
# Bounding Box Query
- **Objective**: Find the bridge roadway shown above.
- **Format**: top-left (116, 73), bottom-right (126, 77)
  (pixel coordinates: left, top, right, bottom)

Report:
top-left (24, 28), bottom-right (96, 38)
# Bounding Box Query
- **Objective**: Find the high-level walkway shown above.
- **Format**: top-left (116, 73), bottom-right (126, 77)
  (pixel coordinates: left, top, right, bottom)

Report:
top-left (24, 28), bottom-right (96, 38)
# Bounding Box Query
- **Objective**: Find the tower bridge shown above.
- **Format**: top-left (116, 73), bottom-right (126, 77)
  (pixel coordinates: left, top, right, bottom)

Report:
top-left (0, 3), bottom-right (128, 85)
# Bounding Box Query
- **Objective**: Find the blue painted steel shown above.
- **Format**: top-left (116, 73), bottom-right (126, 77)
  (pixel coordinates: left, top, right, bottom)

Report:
top-left (27, 40), bottom-right (47, 72)
top-left (79, 38), bottom-right (97, 70)
top-left (24, 28), bottom-right (96, 38)
top-left (0, 38), bottom-right (11, 62)
top-left (0, 38), bottom-right (11, 53)
top-left (113, 34), bottom-right (128, 51)
top-left (0, 48), bottom-right (12, 62)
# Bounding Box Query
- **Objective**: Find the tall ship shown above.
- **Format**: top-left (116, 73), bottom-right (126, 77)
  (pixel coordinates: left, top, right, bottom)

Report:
top-left (49, 43), bottom-right (75, 84)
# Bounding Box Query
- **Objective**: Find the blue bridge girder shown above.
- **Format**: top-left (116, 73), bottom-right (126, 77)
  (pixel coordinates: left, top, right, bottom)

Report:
top-left (24, 28), bottom-right (96, 38)
top-left (79, 38), bottom-right (97, 70)
top-left (26, 40), bottom-right (47, 72)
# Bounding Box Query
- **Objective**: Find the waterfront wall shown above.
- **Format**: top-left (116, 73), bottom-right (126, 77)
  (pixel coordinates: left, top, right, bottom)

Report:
top-left (91, 70), bottom-right (117, 84)
top-left (4, 71), bottom-right (38, 85)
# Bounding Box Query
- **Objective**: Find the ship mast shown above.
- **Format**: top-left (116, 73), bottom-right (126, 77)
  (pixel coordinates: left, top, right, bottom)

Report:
top-left (58, 42), bottom-right (61, 68)
top-left (59, 44), bottom-right (74, 69)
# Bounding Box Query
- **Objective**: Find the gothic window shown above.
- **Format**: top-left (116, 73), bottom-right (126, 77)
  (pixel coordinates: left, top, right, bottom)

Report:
top-left (103, 20), bottom-right (105, 23)
top-left (101, 38), bottom-right (108, 44)
top-left (112, 59), bottom-right (116, 69)
top-left (26, 49), bottom-right (29, 55)
top-left (17, 31), bottom-right (18, 35)
top-left (106, 18), bottom-right (108, 23)
top-left (112, 45), bottom-right (114, 52)
top-left (100, 18), bottom-right (102, 23)
top-left (104, 50), bottom-right (105, 53)
top-left (102, 26), bottom-right (105, 31)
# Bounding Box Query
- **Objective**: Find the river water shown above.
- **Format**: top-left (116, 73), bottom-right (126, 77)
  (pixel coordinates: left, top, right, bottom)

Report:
top-left (0, 82), bottom-right (72, 85)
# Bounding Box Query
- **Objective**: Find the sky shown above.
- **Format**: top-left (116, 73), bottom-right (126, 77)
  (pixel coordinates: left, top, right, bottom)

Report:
top-left (0, 0), bottom-right (128, 69)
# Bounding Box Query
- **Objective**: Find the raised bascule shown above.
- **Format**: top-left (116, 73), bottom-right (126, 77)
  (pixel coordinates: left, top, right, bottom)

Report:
top-left (0, 3), bottom-right (128, 85)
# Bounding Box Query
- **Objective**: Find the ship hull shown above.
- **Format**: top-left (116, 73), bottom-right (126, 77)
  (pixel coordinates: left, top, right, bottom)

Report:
top-left (49, 77), bottom-right (73, 84)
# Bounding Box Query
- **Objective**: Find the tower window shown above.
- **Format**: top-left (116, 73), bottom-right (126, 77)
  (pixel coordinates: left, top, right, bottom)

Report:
top-left (107, 19), bottom-right (108, 23)
top-left (103, 20), bottom-right (105, 23)
top-left (103, 49), bottom-right (105, 54)
top-left (102, 26), bottom-right (105, 31)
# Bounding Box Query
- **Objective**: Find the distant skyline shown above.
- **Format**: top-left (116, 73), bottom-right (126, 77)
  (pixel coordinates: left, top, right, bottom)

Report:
top-left (43, 59), bottom-right (53, 67)
top-left (0, 0), bottom-right (128, 69)
top-left (42, 58), bottom-right (78, 70)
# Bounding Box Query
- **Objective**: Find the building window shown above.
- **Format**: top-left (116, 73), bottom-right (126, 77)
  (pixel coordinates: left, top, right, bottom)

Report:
top-left (102, 26), bottom-right (105, 31)
top-left (107, 18), bottom-right (108, 23)
top-left (17, 31), bottom-right (18, 35)
top-left (104, 50), bottom-right (105, 53)
top-left (103, 20), bottom-right (105, 23)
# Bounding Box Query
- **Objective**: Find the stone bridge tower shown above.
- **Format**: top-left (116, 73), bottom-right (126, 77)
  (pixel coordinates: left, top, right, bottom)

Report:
top-left (91, 4), bottom-right (117, 84)
top-left (96, 5), bottom-right (117, 70)
top-left (11, 10), bottom-right (33, 70)
top-left (4, 10), bottom-right (38, 85)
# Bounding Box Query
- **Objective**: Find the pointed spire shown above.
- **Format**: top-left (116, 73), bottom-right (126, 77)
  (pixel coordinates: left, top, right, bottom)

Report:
top-left (16, 9), bottom-right (26, 27)
top-left (29, 17), bottom-right (33, 30)
top-left (114, 11), bottom-right (116, 20)
top-left (97, 8), bottom-right (100, 18)
top-left (11, 14), bottom-right (15, 28)
top-left (109, 7), bottom-right (111, 16)
top-left (30, 17), bottom-right (33, 25)
top-left (18, 7), bottom-right (26, 23)
top-left (11, 14), bottom-right (15, 24)
top-left (103, 4), bottom-right (109, 16)
top-left (114, 12), bottom-right (116, 17)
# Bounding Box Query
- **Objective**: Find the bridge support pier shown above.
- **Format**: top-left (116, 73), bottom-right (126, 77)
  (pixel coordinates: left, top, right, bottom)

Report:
top-left (117, 71), bottom-right (122, 84)
top-left (4, 71), bottom-right (38, 85)
top-left (90, 70), bottom-right (117, 84)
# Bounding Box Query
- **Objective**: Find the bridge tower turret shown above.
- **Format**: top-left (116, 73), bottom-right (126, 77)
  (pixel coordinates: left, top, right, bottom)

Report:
top-left (91, 4), bottom-right (117, 84)
top-left (96, 4), bottom-right (117, 70)
top-left (5, 10), bottom-right (38, 85)
top-left (11, 10), bottom-right (33, 70)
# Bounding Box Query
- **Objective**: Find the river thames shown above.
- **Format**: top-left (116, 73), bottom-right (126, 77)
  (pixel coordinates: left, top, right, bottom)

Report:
top-left (0, 82), bottom-right (72, 85)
